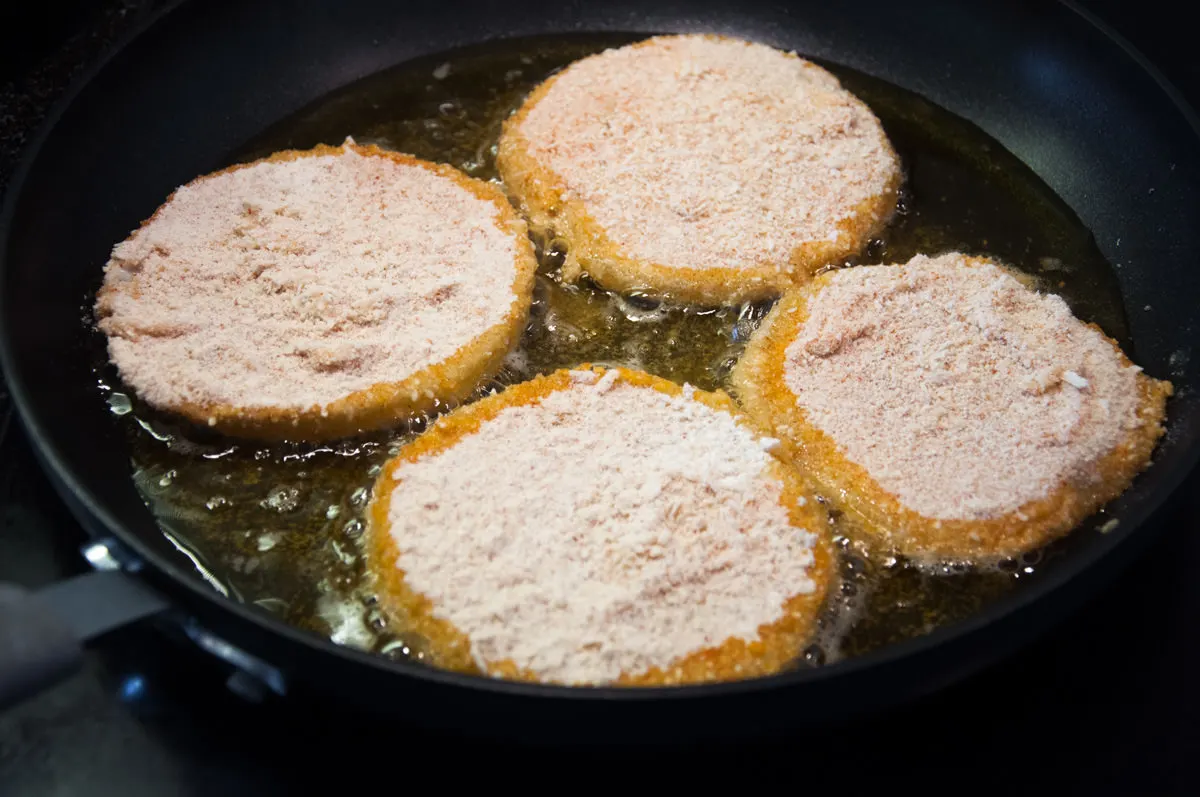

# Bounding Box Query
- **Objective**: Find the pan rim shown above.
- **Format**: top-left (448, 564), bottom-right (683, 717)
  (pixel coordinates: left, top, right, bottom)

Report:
top-left (1, 0), bottom-right (1199, 705)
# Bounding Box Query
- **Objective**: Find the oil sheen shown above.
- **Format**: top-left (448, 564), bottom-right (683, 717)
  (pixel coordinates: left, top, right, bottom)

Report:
top-left (94, 34), bottom-right (1134, 673)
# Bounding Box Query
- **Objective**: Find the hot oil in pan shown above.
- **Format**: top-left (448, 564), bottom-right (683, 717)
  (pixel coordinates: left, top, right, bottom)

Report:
top-left (100, 34), bottom-right (1133, 671)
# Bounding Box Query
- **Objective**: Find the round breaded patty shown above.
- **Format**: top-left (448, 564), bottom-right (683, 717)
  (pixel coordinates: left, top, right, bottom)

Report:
top-left (366, 365), bottom-right (833, 687)
top-left (731, 252), bottom-right (1172, 562)
top-left (95, 140), bottom-right (538, 442)
top-left (497, 34), bottom-right (902, 306)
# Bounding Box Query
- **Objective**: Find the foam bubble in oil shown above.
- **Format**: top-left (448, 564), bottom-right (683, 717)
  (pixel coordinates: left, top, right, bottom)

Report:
top-left (107, 392), bottom-right (132, 415)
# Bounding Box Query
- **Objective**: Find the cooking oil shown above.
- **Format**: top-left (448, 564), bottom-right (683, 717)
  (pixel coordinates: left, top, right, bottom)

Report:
top-left (93, 33), bottom-right (1132, 673)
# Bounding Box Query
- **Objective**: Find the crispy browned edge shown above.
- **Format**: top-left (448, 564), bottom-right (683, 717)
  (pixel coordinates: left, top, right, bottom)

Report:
top-left (365, 364), bottom-right (835, 686)
top-left (94, 141), bottom-right (539, 442)
top-left (495, 33), bottom-right (903, 307)
top-left (730, 256), bottom-right (1175, 562)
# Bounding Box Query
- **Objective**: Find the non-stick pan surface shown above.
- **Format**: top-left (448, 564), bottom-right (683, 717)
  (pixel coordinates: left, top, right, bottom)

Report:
top-left (1, 0), bottom-right (1198, 743)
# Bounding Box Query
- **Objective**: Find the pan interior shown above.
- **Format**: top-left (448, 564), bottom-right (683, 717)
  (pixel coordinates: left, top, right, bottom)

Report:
top-left (83, 33), bottom-right (1152, 679)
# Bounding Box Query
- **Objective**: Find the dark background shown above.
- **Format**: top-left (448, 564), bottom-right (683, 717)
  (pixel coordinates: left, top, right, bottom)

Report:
top-left (1, 1), bottom-right (1198, 793)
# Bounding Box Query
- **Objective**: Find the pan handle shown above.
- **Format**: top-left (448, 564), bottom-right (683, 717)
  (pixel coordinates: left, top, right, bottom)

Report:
top-left (0, 570), bottom-right (168, 711)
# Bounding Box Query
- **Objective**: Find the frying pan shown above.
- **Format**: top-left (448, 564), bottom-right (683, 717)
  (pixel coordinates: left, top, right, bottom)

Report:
top-left (1, 0), bottom-right (1198, 745)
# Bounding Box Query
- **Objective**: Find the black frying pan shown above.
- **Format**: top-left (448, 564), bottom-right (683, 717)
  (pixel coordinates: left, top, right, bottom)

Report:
top-left (1, 0), bottom-right (1198, 745)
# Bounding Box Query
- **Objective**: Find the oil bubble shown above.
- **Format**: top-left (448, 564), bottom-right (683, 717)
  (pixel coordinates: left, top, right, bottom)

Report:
top-left (377, 632), bottom-right (431, 663)
top-left (841, 555), bottom-right (866, 578)
top-left (107, 392), bottom-right (133, 415)
top-left (330, 540), bottom-right (357, 566)
top-left (261, 486), bottom-right (302, 512)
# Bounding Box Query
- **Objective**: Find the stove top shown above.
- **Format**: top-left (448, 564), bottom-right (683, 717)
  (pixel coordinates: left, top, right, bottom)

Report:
top-left (2, 1), bottom-right (1199, 793)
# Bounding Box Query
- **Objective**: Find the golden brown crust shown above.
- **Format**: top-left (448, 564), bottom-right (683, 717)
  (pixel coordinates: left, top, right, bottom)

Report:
top-left (496, 34), bottom-right (902, 307)
top-left (366, 364), bottom-right (834, 686)
top-left (96, 141), bottom-right (539, 442)
top-left (731, 262), bottom-right (1174, 562)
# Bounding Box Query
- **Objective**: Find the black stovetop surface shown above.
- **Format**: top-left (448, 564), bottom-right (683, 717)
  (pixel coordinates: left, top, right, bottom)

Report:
top-left (2, 1), bottom-right (1199, 793)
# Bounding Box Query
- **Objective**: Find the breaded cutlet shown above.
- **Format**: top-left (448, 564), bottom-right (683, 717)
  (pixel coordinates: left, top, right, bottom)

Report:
top-left (95, 139), bottom-right (538, 442)
top-left (732, 252), bottom-right (1172, 561)
top-left (366, 365), bottom-right (833, 686)
top-left (497, 34), bottom-right (902, 306)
